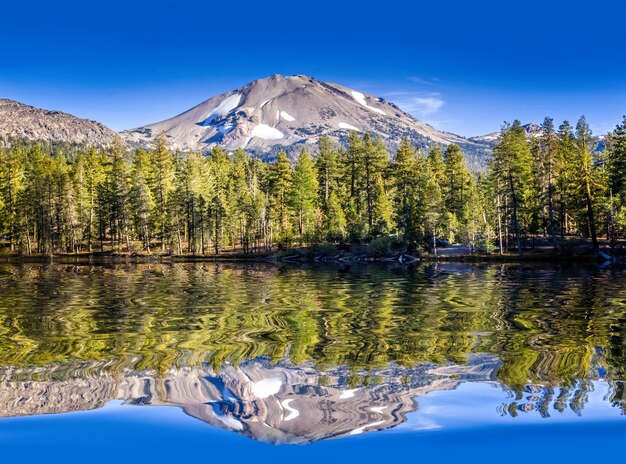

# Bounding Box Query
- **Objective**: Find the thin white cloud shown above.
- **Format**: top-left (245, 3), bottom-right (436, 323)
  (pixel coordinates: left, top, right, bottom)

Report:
top-left (412, 96), bottom-right (445, 115)
top-left (407, 75), bottom-right (440, 85)
top-left (394, 93), bottom-right (445, 116)
top-left (407, 75), bottom-right (433, 85)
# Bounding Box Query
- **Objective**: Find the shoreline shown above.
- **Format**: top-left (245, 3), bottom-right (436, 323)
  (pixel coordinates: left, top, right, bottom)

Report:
top-left (0, 249), bottom-right (613, 265)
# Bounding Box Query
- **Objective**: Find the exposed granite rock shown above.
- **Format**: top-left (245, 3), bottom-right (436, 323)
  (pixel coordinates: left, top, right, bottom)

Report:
top-left (0, 98), bottom-right (118, 147)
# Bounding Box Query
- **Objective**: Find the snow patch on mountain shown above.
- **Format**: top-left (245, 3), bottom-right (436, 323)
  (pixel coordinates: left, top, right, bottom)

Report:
top-left (339, 389), bottom-right (358, 399)
top-left (281, 399), bottom-right (299, 421)
top-left (349, 420), bottom-right (385, 435)
top-left (251, 124), bottom-right (284, 140)
top-left (250, 378), bottom-right (282, 398)
top-left (213, 409), bottom-right (245, 430)
top-left (338, 122), bottom-right (360, 131)
top-left (217, 122), bottom-right (235, 136)
top-left (280, 111), bottom-right (295, 122)
top-left (350, 90), bottom-right (386, 115)
top-left (200, 94), bottom-right (241, 125)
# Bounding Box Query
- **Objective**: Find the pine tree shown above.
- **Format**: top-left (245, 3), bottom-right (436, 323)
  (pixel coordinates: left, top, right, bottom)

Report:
top-left (268, 151), bottom-right (293, 246)
top-left (575, 116), bottom-right (600, 250)
top-left (0, 145), bottom-right (25, 251)
top-left (290, 148), bottom-right (319, 242)
top-left (149, 133), bottom-right (175, 251)
top-left (392, 138), bottom-right (420, 246)
top-left (315, 135), bottom-right (343, 210)
top-left (460, 175), bottom-right (484, 251)
top-left (423, 168), bottom-right (443, 253)
top-left (105, 138), bottom-right (131, 252)
top-left (208, 146), bottom-right (231, 254)
top-left (74, 148), bottom-right (106, 253)
top-left (424, 146), bottom-right (447, 252)
top-left (556, 121), bottom-right (578, 238)
top-left (491, 121), bottom-right (534, 256)
top-left (362, 135), bottom-right (389, 232)
top-left (535, 117), bottom-right (559, 248)
top-left (442, 144), bottom-right (472, 243)
top-left (426, 146), bottom-right (445, 185)
top-left (343, 131), bottom-right (365, 240)
top-left (607, 116), bottom-right (626, 238)
top-left (129, 148), bottom-right (154, 251)
top-left (371, 173), bottom-right (393, 236)
top-left (170, 151), bottom-right (187, 254)
top-left (323, 191), bottom-right (346, 242)
top-left (608, 117), bottom-right (626, 196)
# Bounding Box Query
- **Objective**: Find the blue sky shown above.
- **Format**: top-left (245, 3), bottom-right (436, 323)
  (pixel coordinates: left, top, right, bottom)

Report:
top-left (1, 0), bottom-right (625, 137)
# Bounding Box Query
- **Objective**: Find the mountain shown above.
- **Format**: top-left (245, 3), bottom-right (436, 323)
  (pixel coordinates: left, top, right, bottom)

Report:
top-left (0, 98), bottom-right (118, 146)
top-left (469, 123), bottom-right (543, 145)
top-left (122, 74), bottom-right (491, 165)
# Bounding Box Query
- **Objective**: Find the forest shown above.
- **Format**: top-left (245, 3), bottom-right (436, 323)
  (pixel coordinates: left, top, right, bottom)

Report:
top-left (1, 115), bottom-right (626, 258)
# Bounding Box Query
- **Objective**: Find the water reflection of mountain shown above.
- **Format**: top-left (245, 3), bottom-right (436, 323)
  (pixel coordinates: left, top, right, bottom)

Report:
top-left (0, 356), bottom-right (499, 443)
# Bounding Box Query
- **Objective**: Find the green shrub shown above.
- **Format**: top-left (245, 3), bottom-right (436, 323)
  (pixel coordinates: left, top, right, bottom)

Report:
top-left (368, 236), bottom-right (398, 258)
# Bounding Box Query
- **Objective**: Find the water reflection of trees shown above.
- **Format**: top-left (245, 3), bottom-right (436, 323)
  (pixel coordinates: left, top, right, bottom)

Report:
top-left (0, 262), bottom-right (624, 411)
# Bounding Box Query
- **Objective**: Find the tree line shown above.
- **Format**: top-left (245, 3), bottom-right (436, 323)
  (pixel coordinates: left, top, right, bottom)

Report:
top-left (1, 115), bottom-right (626, 256)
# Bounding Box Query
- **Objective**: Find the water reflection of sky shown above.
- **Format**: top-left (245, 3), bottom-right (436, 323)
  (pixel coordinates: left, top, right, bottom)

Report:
top-left (1, 380), bottom-right (625, 464)
top-left (401, 381), bottom-right (625, 432)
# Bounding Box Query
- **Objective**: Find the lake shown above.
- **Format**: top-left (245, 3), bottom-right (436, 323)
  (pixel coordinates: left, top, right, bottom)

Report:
top-left (0, 261), bottom-right (625, 462)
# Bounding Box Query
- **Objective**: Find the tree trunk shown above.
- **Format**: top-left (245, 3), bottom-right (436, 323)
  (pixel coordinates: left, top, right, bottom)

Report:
top-left (547, 181), bottom-right (557, 250)
top-left (584, 179), bottom-right (599, 251)
top-left (509, 175), bottom-right (523, 257)
top-left (214, 209), bottom-right (219, 255)
top-left (496, 194), bottom-right (503, 255)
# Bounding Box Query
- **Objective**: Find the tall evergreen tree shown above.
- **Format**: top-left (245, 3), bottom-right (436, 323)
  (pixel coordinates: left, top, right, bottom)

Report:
top-left (208, 146), bottom-right (231, 254)
top-left (556, 121), bottom-right (578, 238)
top-left (575, 116), bottom-right (601, 250)
top-left (442, 144), bottom-right (472, 242)
top-left (315, 136), bottom-right (343, 210)
top-left (268, 151), bottom-right (293, 245)
top-left (129, 148), bottom-right (154, 251)
top-left (323, 191), bottom-right (346, 242)
top-left (0, 145), bottom-right (25, 251)
top-left (607, 116), bottom-right (626, 239)
top-left (392, 138), bottom-right (421, 246)
top-left (291, 148), bottom-right (319, 241)
top-left (361, 135), bottom-right (389, 232)
top-left (491, 121), bottom-right (534, 256)
top-left (534, 117), bottom-right (559, 248)
top-left (149, 134), bottom-right (175, 251)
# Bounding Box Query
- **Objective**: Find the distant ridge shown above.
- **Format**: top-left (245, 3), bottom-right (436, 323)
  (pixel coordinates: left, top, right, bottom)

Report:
top-left (0, 98), bottom-right (118, 146)
top-left (469, 123), bottom-right (543, 144)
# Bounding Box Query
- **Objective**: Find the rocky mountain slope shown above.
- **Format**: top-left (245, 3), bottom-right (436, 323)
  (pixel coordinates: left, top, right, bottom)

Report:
top-left (0, 98), bottom-right (118, 146)
top-left (122, 74), bottom-right (491, 164)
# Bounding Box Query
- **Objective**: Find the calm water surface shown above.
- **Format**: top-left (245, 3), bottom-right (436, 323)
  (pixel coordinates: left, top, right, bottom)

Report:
top-left (0, 262), bottom-right (625, 462)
